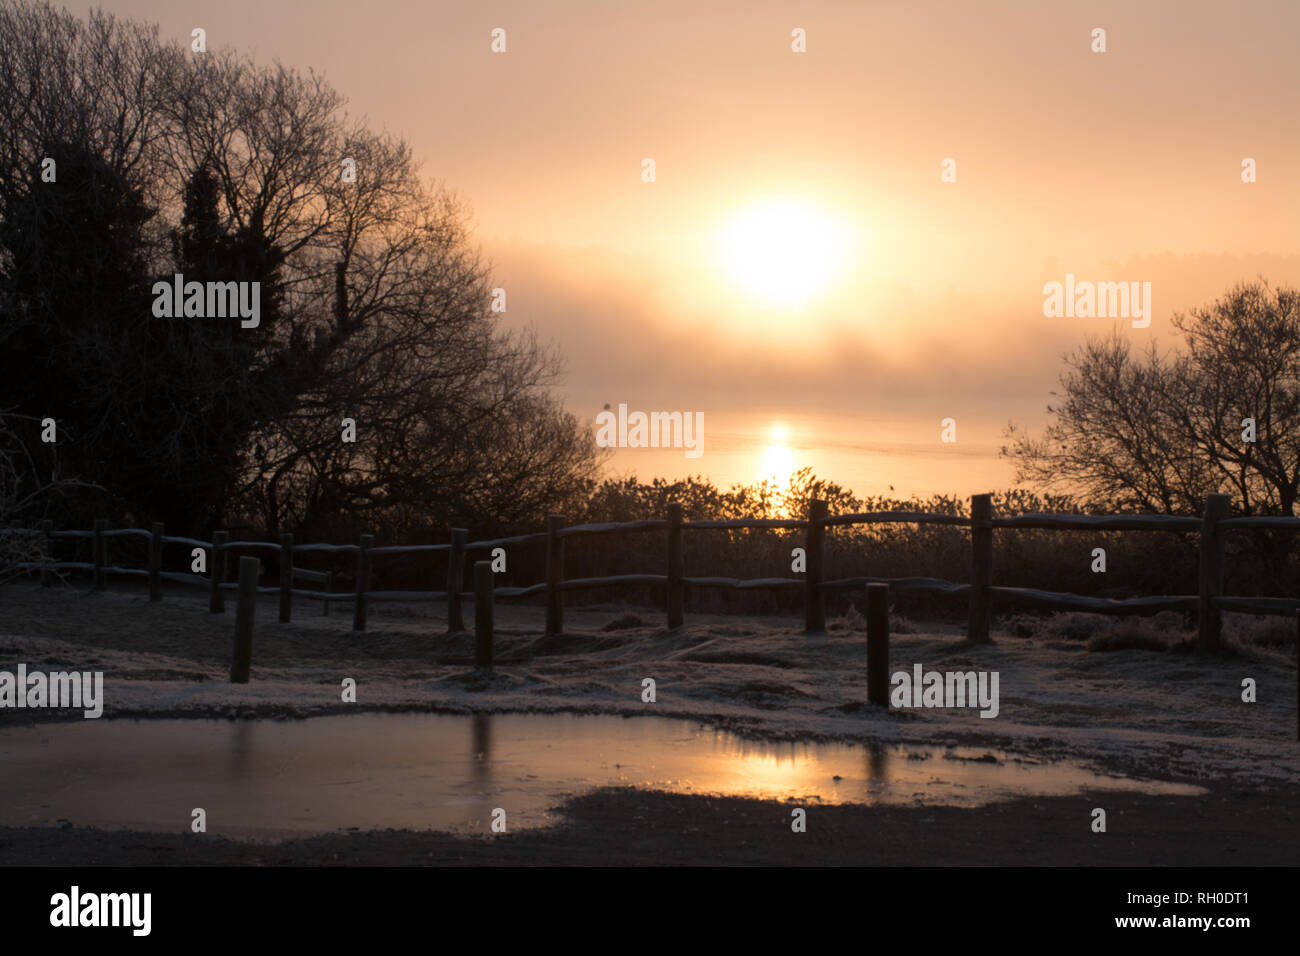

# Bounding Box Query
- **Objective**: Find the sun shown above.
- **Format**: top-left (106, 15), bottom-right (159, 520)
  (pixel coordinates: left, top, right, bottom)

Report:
top-left (718, 200), bottom-right (849, 308)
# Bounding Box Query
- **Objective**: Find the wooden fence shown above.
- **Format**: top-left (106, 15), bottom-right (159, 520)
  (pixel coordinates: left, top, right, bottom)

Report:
top-left (6, 491), bottom-right (1300, 737)
top-left (7, 491), bottom-right (1300, 653)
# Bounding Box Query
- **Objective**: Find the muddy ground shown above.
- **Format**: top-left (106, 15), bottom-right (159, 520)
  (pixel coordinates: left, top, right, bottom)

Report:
top-left (3, 784), bottom-right (1296, 866)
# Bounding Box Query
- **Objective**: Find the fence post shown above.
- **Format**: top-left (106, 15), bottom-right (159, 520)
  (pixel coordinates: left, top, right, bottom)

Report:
top-left (210, 531), bottom-right (228, 613)
top-left (545, 515), bottom-right (565, 637)
top-left (1198, 493), bottom-right (1230, 653)
top-left (968, 493), bottom-right (994, 643)
top-left (475, 560), bottom-right (494, 669)
top-left (93, 519), bottom-right (107, 591)
top-left (353, 533), bottom-right (373, 632)
top-left (40, 519), bottom-right (52, 587)
top-left (148, 522), bottom-right (164, 602)
top-left (230, 555), bottom-right (258, 683)
top-left (447, 527), bottom-right (467, 633)
top-left (804, 499), bottom-right (828, 632)
top-left (866, 583), bottom-right (890, 707)
top-left (667, 502), bottom-right (684, 629)
top-left (279, 533), bottom-right (293, 623)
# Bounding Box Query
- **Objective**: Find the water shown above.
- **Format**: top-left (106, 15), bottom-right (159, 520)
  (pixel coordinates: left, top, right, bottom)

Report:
top-left (0, 713), bottom-right (1203, 840)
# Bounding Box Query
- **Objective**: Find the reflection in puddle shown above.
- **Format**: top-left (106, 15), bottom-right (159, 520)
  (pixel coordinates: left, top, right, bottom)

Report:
top-left (0, 713), bottom-right (1204, 840)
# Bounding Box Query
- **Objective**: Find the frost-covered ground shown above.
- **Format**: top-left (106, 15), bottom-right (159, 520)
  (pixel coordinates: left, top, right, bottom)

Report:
top-left (1, 582), bottom-right (1296, 789)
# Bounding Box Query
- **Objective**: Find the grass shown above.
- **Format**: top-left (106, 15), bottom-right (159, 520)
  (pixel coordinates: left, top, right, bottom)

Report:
top-left (1004, 609), bottom-right (1296, 657)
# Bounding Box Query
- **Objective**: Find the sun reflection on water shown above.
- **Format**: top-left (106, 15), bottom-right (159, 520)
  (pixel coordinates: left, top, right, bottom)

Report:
top-left (758, 422), bottom-right (795, 489)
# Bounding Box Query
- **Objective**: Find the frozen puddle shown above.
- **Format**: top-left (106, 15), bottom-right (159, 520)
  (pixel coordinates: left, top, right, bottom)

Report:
top-left (0, 713), bottom-right (1205, 840)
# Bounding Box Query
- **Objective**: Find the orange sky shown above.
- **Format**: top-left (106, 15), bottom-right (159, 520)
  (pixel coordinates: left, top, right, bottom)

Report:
top-left (102, 0), bottom-right (1300, 495)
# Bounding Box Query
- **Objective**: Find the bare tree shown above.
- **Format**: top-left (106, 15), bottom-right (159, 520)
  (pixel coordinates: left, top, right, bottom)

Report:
top-left (0, 1), bottom-right (598, 538)
top-left (1004, 280), bottom-right (1300, 516)
top-left (0, 411), bottom-right (94, 582)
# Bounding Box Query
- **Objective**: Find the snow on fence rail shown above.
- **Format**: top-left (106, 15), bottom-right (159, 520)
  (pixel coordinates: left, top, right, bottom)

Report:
top-left (6, 492), bottom-right (1300, 653)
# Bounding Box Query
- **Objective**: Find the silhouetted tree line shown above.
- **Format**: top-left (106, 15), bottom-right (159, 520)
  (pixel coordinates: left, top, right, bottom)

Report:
top-left (351, 469), bottom-right (1280, 621)
top-left (0, 2), bottom-right (598, 540)
top-left (1004, 279), bottom-right (1300, 582)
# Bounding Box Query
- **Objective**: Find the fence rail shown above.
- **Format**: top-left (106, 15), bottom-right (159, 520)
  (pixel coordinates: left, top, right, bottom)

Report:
top-left (6, 493), bottom-right (1297, 738)
top-left (8, 492), bottom-right (1300, 649)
